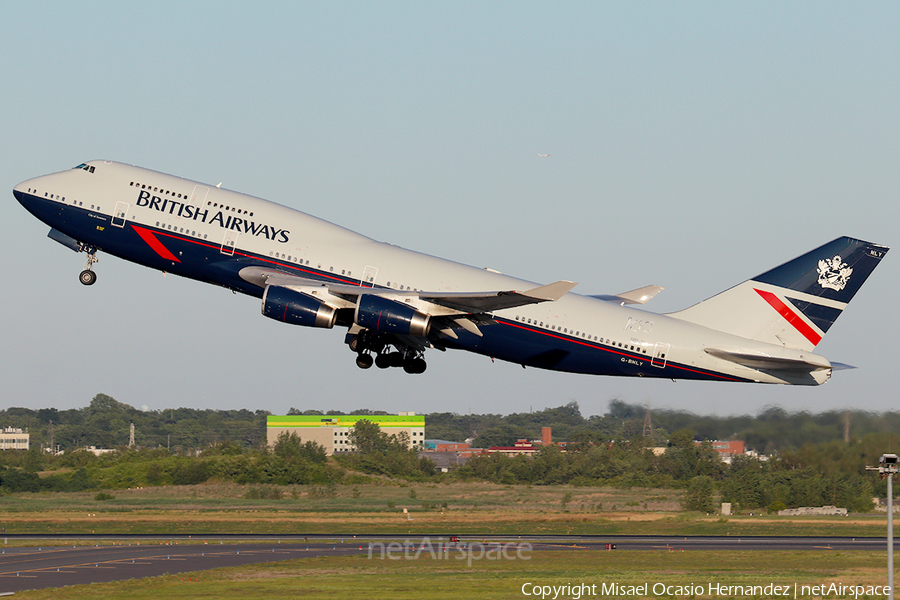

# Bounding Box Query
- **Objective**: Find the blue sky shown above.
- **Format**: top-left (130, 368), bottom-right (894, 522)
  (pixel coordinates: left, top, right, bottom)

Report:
top-left (2, 2), bottom-right (898, 419)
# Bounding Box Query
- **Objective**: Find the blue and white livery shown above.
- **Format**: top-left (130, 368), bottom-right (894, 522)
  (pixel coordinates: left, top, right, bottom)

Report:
top-left (14, 161), bottom-right (889, 384)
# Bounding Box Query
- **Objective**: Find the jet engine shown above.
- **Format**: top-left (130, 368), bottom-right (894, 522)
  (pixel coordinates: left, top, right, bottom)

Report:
top-left (354, 294), bottom-right (431, 337)
top-left (262, 285), bottom-right (337, 328)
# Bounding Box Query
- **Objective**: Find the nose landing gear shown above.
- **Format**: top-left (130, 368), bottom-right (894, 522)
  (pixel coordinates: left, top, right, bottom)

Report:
top-left (79, 247), bottom-right (99, 286)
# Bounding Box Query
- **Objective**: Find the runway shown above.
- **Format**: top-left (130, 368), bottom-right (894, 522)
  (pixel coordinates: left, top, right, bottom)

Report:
top-left (0, 541), bottom-right (361, 594)
top-left (0, 535), bottom-right (895, 594)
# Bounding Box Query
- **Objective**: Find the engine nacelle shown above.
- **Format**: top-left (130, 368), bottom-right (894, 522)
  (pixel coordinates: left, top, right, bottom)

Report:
top-left (355, 294), bottom-right (431, 337)
top-left (262, 285), bottom-right (337, 328)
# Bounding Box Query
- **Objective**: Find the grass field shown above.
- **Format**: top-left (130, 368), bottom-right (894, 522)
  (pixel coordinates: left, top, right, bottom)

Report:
top-left (0, 483), bottom-right (894, 598)
top-left (0, 481), bottom-right (890, 538)
top-left (6, 549), bottom-right (894, 599)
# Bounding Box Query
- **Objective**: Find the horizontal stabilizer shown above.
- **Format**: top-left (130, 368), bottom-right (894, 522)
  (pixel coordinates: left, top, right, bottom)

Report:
top-left (705, 348), bottom-right (832, 372)
top-left (590, 285), bottom-right (665, 305)
top-left (830, 362), bottom-right (856, 371)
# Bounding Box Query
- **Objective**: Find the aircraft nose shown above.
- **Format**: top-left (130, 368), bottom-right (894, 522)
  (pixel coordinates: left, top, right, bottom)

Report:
top-left (13, 180), bottom-right (32, 206)
top-left (13, 176), bottom-right (46, 212)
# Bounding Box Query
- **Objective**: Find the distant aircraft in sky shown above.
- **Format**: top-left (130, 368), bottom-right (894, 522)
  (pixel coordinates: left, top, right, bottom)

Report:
top-left (537, 153), bottom-right (550, 157)
top-left (15, 161), bottom-right (889, 384)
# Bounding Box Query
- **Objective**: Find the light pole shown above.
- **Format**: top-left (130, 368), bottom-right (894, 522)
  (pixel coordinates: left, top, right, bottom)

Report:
top-left (868, 453), bottom-right (898, 600)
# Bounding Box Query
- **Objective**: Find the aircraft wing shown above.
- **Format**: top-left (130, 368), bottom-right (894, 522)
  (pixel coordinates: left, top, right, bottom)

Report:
top-left (238, 266), bottom-right (576, 315)
top-left (419, 280), bottom-right (577, 313)
top-left (589, 285), bottom-right (665, 305)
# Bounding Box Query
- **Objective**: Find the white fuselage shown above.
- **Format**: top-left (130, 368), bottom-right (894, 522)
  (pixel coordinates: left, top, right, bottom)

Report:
top-left (14, 160), bottom-right (835, 385)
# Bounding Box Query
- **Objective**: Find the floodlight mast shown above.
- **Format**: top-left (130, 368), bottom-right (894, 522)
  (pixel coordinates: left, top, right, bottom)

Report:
top-left (867, 453), bottom-right (899, 600)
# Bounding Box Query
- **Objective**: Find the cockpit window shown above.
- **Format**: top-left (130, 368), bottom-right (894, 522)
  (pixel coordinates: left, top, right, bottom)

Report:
top-left (73, 163), bottom-right (95, 173)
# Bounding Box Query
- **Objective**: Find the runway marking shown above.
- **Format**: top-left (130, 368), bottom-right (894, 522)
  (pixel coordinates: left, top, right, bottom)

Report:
top-left (39, 570), bottom-right (78, 573)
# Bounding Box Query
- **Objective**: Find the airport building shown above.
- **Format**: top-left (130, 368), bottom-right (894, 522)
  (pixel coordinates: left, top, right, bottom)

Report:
top-left (266, 414), bottom-right (425, 456)
top-left (0, 428), bottom-right (29, 450)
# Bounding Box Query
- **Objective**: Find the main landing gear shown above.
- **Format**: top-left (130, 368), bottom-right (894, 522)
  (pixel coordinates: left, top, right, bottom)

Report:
top-left (349, 332), bottom-right (427, 374)
top-left (79, 247), bottom-right (99, 286)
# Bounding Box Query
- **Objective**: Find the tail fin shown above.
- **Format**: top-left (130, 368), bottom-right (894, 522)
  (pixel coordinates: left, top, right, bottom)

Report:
top-left (668, 237), bottom-right (888, 350)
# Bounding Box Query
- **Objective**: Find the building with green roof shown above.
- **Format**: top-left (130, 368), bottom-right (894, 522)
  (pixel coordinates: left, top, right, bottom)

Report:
top-left (266, 414), bottom-right (425, 455)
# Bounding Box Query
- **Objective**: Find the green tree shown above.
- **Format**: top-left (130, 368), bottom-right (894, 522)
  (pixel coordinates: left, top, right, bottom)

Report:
top-left (682, 475), bottom-right (715, 512)
top-left (472, 424), bottom-right (533, 448)
top-left (272, 432), bottom-right (326, 463)
top-left (348, 419), bottom-right (388, 453)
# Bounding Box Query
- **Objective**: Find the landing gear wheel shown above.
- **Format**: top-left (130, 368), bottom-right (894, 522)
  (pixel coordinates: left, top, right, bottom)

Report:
top-left (403, 357), bottom-right (427, 374)
top-left (79, 270), bottom-right (97, 286)
top-left (387, 352), bottom-right (404, 368)
top-left (79, 247), bottom-right (99, 286)
top-left (375, 353), bottom-right (392, 369)
top-left (355, 353), bottom-right (374, 369)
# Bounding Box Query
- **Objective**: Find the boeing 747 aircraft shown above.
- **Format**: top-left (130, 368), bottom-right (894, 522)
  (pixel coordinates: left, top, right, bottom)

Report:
top-left (14, 161), bottom-right (888, 384)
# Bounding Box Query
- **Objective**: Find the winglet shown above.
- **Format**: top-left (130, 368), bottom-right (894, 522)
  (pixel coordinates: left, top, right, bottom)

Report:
top-left (521, 280), bottom-right (578, 301)
top-left (588, 285), bottom-right (665, 305)
top-left (615, 285), bottom-right (665, 305)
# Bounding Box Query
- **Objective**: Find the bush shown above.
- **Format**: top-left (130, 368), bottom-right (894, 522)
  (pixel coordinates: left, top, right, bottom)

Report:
top-left (171, 459), bottom-right (210, 485)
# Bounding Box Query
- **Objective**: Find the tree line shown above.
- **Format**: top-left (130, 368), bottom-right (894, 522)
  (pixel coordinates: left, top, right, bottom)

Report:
top-left (7, 395), bottom-right (898, 456)
top-left (0, 394), bottom-right (896, 513)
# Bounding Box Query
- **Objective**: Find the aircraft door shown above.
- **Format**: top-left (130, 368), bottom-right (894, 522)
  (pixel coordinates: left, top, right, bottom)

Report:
top-left (651, 342), bottom-right (670, 368)
top-left (361, 265), bottom-right (377, 287)
top-left (189, 185), bottom-right (210, 205)
top-left (112, 201), bottom-right (129, 227)
top-left (221, 231), bottom-right (238, 256)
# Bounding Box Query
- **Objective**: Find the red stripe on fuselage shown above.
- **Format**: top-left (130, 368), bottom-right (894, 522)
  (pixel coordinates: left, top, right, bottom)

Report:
top-left (499, 320), bottom-right (741, 382)
top-left (132, 225), bottom-right (181, 262)
top-left (754, 288), bottom-right (822, 346)
top-left (135, 224), bottom-right (361, 285)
